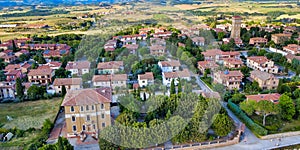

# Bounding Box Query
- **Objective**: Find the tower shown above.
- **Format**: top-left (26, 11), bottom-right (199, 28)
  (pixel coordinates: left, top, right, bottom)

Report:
top-left (230, 16), bottom-right (242, 39)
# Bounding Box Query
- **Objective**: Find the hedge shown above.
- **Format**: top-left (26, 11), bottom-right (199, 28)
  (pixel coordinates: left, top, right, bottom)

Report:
top-left (227, 100), bottom-right (268, 136)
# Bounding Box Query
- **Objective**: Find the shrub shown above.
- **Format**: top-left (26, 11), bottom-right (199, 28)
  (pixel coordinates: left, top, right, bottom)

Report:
top-left (0, 128), bottom-right (9, 134)
top-left (228, 100), bottom-right (268, 136)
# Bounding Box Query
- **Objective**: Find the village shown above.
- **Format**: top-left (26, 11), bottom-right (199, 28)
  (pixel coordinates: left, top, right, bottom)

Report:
top-left (0, 1), bottom-right (300, 150)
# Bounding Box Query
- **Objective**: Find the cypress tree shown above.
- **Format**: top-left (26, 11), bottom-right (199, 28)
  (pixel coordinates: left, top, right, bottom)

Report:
top-left (16, 78), bottom-right (24, 100)
top-left (170, 79), bottom-right (175, 95)
top-left (177, 79), bottom-right (182, 94)
top-left (62, 85), bottom-right (67, 97)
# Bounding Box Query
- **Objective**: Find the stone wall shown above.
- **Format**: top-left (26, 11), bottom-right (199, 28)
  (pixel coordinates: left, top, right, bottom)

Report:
top-left (260, 131), bottom-right (300, 140)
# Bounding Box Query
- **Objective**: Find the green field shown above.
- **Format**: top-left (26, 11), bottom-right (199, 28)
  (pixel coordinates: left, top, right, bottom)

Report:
top-left (0, 98), bottom-right (61, 149)
top-left (0, 98), bottom-right (61, 130)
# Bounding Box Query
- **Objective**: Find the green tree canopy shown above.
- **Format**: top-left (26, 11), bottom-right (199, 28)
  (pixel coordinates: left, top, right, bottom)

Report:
top-left (279, 94), bottom-right (296, 121)
top-left (212, 114), bottom-right (233, 136)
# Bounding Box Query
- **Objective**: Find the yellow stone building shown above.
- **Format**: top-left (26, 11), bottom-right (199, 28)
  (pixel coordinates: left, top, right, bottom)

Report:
top-left (61, 88), bottom-right (112, 138)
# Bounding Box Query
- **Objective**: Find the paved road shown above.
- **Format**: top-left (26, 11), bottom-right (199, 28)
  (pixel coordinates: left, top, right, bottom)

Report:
top-left (191, 73), bottom-right (300, 150)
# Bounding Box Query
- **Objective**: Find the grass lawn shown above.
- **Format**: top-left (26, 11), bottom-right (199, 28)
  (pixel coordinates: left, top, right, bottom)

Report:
top-left (0, 130), bottom-right (41, 149)
top-left (281, 119), bottom-right (300, 132)
top-left (0, 98), bottom-right (62, 130)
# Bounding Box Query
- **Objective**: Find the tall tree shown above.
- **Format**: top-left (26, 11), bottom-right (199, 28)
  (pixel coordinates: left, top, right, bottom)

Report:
top-left (255, 100), bottom-right (279, 126)
top-left (279, 94), bottom-right (296, 121)
top-left (177, 79), bottom-right (182, 94)
top-left (240, 100), bottom-right (255, 116)
top-left (16, 78), bottom-right (24, 100)
top-left (61, 85), bottom-right (67, 97)
top-left (212, 114), bottom-right (233, 136)
top-left (170, 79), bottom-right (175, 95)
top-left (12, 40), bottom-right (18, 52)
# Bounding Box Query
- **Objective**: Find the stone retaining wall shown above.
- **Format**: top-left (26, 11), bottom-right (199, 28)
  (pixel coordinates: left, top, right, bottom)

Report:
top-left (260, 131), bottom-right (300, 140)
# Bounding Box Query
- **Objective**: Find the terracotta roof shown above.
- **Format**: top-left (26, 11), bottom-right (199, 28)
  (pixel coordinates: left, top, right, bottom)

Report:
top-left (47, 61), bottom-right (62, 67)
top-left (217, 70), bottom-right (244, 77)
top-left (61, 88), bottom-right (112, 106)
top-left (22, 63), bottom-right (31, 69)
top-left (17, 50), bottom-right (29, 54)
top-left (92, 74), bottom-right (127, 82)
top-left (223, 58), bottom-right (243, 65)
top-left (138, 72), bottom-right (154, 80)
top-left (223, 70), bottom-right (243, 77)
top-left (202, 49), bottom-right (222, 56)
top-left (247, 56), bottom-right (269, 64)
top-left (246, 93), bottom-right (281, 104)
top-left (65, 61), bottom-right (90, 70)
top-left (250, 70), bottom-right (275, 81)
top-left (286, 54), bottom-right (300, 61)
top-left (53, 78), bottom-right (82, 86)
top-left (232, 16), bottom-right (242, 19)
top-left (28, 68), bottom-right (53, 76)
top-left (197, 61), bottom-right (219, 69)
top-left (283, 44), bottom-right (300, 53)
top-left (97, 61), bottom-right (123, 69)
top-left (5, 70), bottom-right (21, 75)
top-left (159, 60), bottom-right (181, 67)
top-left (5, 64), bottom-right (21, 71)
top-left (191, 37), bottom-right (205, 43)
top-left (163, 69), bottom-right (190, 78)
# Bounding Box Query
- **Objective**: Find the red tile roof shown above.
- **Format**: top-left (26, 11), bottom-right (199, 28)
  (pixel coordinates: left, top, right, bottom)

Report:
top-left (163, 69), bottom-right (190, 78)
top-left (202, 49), bottom-right (222, 56)
top-left (247, 56), bottom-right (269, 64)
top-left (65, 61), bottom-right (90, 70)
top-left (28, 68), bottom-right (53, 76)
top-left (232, 16), bottom-right (242, 19)
top-left (159, 60), bottom-right (181, 67)
top-left (5, 70), bottom-right (21, 76)
top-left (92, 74), bottom-right (127, 82)
top-left (61, 88), bottom-right (112, 106)
top-left (138, 72), bottom-right (154, 80)
top-left (53, 78), bottom-right (82, 86)
top-left (223, 58), bottom-right (243, 65)
top-left (246, 93), bottom-right (281, 104)
top-left (97, 61), bottom-right (123, 69)
top-left (197, 61), bottom-right (219, 69)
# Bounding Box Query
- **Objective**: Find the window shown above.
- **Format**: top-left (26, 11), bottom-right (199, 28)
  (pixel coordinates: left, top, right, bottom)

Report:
top-left (92, 105), bottom-right (95, 110)
top-left (86, 105), bottom-right (89, 111)
top-left (70, 106), bottom-right (74, 112)
top-left (86, 115), bottom-right (90, 121)
top-left (80, 106), bottom-right (84, 112)
top-left (102, 123), bottom-right (105, 127)
top-left (72, 125), bottom-right (77, 131)
top-left (72, 116), bottom-right (76, 122)
top-left (82, 125), bottom-right (86, 131)
top-left (101, 104), bottom-right (104, 109)
top-left (101, 113), bottom-right (105, 119)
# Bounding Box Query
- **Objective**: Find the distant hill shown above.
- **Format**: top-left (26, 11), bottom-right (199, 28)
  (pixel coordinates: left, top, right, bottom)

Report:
top-left (0, 0), bottom-right (298, 7)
